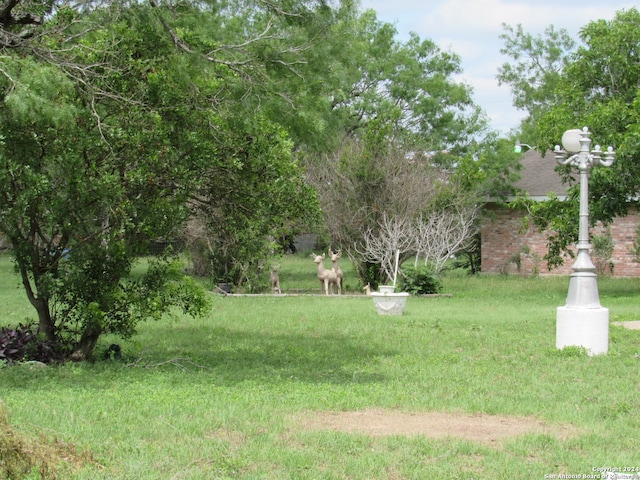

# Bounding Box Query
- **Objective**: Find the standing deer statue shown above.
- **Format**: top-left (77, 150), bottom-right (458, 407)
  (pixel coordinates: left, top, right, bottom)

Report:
top-left (270, 265), bottom-right (281, 294)
top-left (329, 249), bottom-right (343, 295)
top-left (312, 253), bottom-right (338, 295)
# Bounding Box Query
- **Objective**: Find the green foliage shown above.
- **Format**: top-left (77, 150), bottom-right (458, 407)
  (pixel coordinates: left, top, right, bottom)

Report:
top-left (320, 11), bottom-right (486, 153)
top-left (188, 115), bottom-right (321, 290)
top-left (397, 265), bottom-right (442, 295)
top-left (54, 253), bottom-right (209, 357)
top-left (354, 261), bottom-right (384, 291)
top-left (498, 23), bottom-right (575, 120)
top-left (592, 228), bottom-right (615, 275)
top-left (454, 137), bottom-right (523, 200)
top-left (1, 57), bottom-right (78, 127)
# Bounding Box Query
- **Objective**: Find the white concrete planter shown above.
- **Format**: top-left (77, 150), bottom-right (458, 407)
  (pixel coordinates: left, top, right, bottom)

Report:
top-left (371, 291), bottom-right (409, 315)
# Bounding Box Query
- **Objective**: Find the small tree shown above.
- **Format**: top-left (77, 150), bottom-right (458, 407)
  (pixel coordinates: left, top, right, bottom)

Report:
top-left (306, 140), bottom-right (452, 286)
top-left (358, 213), bottom-right (415, 283)
top-left (592, 228), bottom-right (614, 275)
top-left (357, 205), bottom-right (479, 284)
top-left (414, 205), bottom-right (479, 273)
top-left (185, 116), bottom-right (320, 291)
top-left (397, 265), bottom-right (442, 295)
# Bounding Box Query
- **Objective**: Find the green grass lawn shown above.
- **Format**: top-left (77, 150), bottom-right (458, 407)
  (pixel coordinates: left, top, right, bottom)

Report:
top-left (1, 254), bottom-right (640, 479)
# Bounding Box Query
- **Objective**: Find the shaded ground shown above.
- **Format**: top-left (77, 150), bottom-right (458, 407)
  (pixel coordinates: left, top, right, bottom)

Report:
top-left (296, 409), bottom-right (578, 445)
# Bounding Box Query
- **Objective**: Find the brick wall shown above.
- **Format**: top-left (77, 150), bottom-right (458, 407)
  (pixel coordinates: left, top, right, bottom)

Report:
top-left (480, 204), bottom-right (640, 277)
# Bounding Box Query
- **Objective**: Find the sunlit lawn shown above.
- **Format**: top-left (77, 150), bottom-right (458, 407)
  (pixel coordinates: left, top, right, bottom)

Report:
top-left (1, 253), bottom-right (640, 479)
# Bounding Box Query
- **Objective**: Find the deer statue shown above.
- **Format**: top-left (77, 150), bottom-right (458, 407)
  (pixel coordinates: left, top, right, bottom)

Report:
top-left (312, 253), bottom-right (338, 295)
top-left (270, 265), bottom-right (281, 294)
top-left (329, 249), bottom-right (343, 295)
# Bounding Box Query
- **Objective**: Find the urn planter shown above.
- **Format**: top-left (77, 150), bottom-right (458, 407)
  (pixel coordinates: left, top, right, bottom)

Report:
top-left (371, 287), bottom-right (409, 315)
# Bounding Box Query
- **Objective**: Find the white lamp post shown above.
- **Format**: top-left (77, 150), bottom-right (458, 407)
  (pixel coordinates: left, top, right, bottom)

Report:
top-left (554, 127), bottom-right (615, 355)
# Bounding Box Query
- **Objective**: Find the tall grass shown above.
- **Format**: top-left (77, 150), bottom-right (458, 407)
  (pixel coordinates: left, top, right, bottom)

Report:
top-left (1, 254), bottom-right (640, 479)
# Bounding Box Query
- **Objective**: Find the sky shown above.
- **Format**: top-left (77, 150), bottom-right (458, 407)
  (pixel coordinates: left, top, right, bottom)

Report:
top-left (361, 0), bottom-right (636, 135)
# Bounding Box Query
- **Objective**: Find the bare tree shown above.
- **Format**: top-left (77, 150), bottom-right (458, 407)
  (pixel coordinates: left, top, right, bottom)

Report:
top-left (414, 205), bottom-right (479, 273)
top-left (358, 213), bottom-right (415, 283)
top-left (306, 139), bottom-right (452, 285)
top-left (356, 204), bottom-right (479, 283)
top-left (306, 135), bottom-right (485, 284)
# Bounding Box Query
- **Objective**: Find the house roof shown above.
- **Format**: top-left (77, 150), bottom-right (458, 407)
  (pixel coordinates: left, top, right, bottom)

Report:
top-left (512, 149), bottom-right (570, 201)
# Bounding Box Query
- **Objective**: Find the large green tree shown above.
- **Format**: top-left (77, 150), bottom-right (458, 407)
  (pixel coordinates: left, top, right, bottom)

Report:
top-left (0, 2), bottom-right (215, 359)
top-left (317, 9), bottom-right (486, 153)
top-left (0, 0), bottom-right (324, 358)
top-left (500, 8), bottom-right (640, 267)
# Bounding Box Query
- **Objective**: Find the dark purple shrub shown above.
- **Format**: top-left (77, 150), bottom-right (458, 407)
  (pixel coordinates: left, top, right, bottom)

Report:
top-left (0, 323), bottom-right (65, 364)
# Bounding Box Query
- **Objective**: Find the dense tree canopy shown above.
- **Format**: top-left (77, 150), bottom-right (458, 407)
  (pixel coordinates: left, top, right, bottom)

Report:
top-left (0, 0), bottom-right (325, 359)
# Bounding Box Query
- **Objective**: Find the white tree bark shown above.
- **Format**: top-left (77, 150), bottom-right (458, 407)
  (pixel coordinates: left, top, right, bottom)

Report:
top-left (415, 205), bottom-right (479, 273)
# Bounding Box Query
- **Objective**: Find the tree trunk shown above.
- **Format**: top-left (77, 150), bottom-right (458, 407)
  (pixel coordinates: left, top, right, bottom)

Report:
top-left (17, 262), bottom-right (56, 342)
top-left (71, 322), bottom-right (102, 361)
top-left (34, 297), bottom-right (56, 342)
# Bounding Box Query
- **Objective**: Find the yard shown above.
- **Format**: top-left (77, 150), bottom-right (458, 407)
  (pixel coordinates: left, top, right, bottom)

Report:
top-left (1, 253), bottom-right (640, 479)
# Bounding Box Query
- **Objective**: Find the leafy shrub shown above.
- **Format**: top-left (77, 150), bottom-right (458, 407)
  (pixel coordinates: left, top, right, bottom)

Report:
top-left (398, 265), bottom-right (442, 295)
top-left (0, 324), bottom-right (30, 365)
top-left (0, 323), bottom-right (65, 365)
top-left (592, 229), bottom-right (614, 275)
top-left (356, 261), bottom-right (384, 291)
top-left (53, 253), bottom-right (209, 360)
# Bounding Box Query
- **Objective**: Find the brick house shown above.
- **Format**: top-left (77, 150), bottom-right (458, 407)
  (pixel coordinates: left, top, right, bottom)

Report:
top-left (480, 149), bottom-right (640, 276)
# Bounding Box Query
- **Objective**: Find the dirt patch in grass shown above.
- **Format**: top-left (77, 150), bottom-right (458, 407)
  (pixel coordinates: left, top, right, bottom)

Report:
top-left (296, 409), bottom-right (578, 445)
top-left (612, 321), bottom-right (640, 330)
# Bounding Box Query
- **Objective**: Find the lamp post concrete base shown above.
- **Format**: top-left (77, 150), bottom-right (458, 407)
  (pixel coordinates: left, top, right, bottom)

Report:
top-left (556, 306), bottom-right (609, 355)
